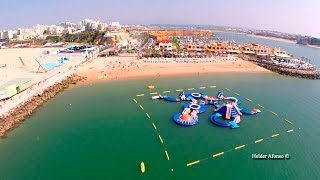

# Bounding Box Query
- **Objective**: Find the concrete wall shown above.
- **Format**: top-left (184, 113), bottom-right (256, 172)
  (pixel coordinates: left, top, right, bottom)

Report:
top-left (17, 79), bottom-right (34, 92)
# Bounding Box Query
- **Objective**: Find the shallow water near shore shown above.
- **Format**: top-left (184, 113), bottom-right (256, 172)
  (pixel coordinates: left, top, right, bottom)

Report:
top-left (0, 73), bottom-right (320, 179)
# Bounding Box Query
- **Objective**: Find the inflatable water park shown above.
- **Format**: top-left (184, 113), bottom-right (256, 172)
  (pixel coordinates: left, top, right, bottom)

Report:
top-left (152, 91), bottom-right (261, 129)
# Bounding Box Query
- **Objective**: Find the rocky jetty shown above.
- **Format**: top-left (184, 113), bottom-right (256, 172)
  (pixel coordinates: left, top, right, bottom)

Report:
top-left (257, 63), bottom-right (320, 79)
top-left (0, 74), bottom-right (86, 138)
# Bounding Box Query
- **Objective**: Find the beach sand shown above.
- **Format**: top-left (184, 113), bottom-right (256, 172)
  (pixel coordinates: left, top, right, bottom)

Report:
top-left (247, 34), bottom-right (296, 44)
top-left (0, 48), bottom-right (271, 136)
top-left (0, 47), bottom-right (84, 84)
top-left (0, 48), bottom-right (271, 111)
top-left (76, 56), bottom-right (271, 85)
top-left (0, 48), bottom-right (271, 88)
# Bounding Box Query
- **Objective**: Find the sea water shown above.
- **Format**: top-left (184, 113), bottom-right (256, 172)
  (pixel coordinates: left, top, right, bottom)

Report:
top-left (0, 73), bottom-right (319, 179)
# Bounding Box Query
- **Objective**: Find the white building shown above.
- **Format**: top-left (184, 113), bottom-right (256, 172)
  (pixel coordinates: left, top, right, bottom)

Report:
top-left (159, 42), bottom-right (173, 52)
top-left (55, 26), bottom-right (65, 35)
top-left (16, 30), bottom-right (37, 40)
top-left (60, 22), bottom-right (79, 29)
top-left (1, 31), bottom-right (9, 39)
top-left (34, 24), bottom-right (45, 35)
top-left (0, 30), bottom-right (16, 39)
top-left (80, 19), bottom-right (97, 31)
top-left (109, 22), bottom-right (121, 30)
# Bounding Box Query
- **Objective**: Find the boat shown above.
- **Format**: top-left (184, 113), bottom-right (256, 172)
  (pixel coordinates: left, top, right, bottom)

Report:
top-left (140, 162), bottom-right (145, 173)
top-left (147, 85), bottom-right (155, 89)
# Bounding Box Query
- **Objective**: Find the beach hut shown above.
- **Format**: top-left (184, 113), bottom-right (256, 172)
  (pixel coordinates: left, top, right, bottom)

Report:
top-left (0, 78), bottom-right (34, 100)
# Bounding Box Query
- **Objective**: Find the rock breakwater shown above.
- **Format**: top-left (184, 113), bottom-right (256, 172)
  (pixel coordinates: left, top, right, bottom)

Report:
top-left (0, 74), bottom-right (86, 138)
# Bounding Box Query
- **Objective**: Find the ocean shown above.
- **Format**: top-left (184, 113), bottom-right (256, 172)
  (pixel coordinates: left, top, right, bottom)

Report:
top-left (0, 33), bottom-right (320, 179)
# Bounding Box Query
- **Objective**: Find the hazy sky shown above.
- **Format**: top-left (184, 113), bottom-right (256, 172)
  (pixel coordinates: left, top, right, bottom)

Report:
top-left (1, 0), bottom-right (319, 37)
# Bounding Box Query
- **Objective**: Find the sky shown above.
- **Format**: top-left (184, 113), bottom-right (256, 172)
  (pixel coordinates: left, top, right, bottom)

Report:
top-left (1, 0), bottom-right (319, 37)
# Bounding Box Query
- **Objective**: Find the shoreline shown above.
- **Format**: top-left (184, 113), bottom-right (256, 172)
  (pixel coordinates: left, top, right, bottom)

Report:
top-left (76, 57), bottom-right (272, 85)
top-left (212, 29), bottom-right (296, 44)
top-left (248, 34), bottom-right (320, 49)
top-left (77, 70), bottom-right (272, 86)
top-left (247, 34), bottom-right (296, 44)
top-left (0, 48), bottom-right (271, 137)
top-left (0, 75), bottom-right (86, 138)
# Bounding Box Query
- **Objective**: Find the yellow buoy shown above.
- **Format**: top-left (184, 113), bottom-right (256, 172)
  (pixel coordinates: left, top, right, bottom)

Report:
top-left (140, 162), bottom-right (146, 173)
top-left (147, 85), bottom-right (155, 89)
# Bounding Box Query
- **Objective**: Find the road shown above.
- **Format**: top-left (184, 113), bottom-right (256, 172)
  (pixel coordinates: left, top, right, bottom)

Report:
top-left (138, 38), bottom-right (155, 54)
top-left (141, 38), bottom-right (154, 50)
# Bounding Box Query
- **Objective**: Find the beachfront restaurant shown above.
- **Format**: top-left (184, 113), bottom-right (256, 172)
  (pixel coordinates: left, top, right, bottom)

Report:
top-left (0, 78), bottom-right (34, 100)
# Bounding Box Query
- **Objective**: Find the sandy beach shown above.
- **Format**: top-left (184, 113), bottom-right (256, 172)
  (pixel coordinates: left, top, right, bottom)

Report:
top-left (0, 47), bottom-right (86, 84)
top-left (0, 47), bottom-right (271, 137)
top-left (76, 56), bottom-right (271, 84)
top-left (247, 34), bottom-right (296, 44)
top-left (0, 47), bottom-right (271, 87)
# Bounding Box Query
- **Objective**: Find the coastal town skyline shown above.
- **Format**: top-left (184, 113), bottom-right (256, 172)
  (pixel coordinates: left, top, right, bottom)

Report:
top-left (1, 0), bottom-right (319, 38)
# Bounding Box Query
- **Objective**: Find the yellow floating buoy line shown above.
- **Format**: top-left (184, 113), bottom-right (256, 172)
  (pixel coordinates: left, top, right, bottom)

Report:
top-left (133, 97), bottom-right (171, 161)
top-left (146, 113), bottom-right (151, 119)
top-left (212, 152), bottom-right (224, 158)
top-left (245, 98), bottom-right (253, 102)
top-left (187, 160), bottom-right (200, 167)
top-left (284, 119), bottom-right (294, 125)
top-left (134, 85), bottom-right (296, 127)
top-left (133, 85), bottom-right (299, 164)
top-left (254, 139), bottom-right (264, 143)
top-left (186, 129), bottom-right (296, 167)
top-left (158, 135), bottom-right (164, 144)
top-left (234, 145), bottom-right (246, 150)
top-left (165, 150), bottom-right (170, 160)
top-left (270, 111), bottom-right (278, 116)
top-left (152, 123), bottom-right (157, 130)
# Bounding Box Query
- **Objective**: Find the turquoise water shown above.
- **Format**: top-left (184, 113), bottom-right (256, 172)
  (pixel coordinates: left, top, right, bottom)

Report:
top-left (0, 73), bottom-right (320, 179)
top-left (1, 33), bottom-right (320, 179)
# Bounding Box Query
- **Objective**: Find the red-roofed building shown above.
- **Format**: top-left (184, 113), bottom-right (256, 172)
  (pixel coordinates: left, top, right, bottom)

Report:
top-left (158, 39), bottom-right (171, 44)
